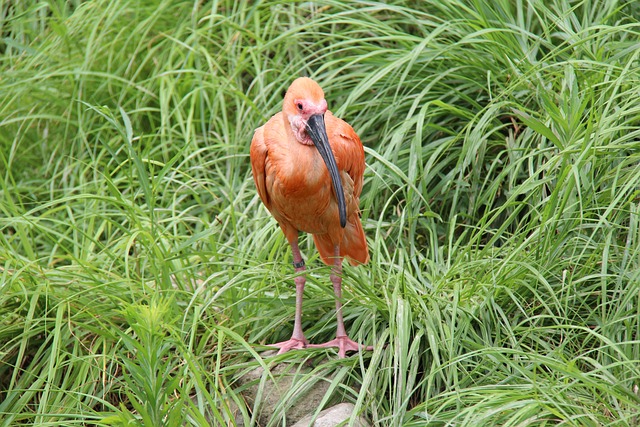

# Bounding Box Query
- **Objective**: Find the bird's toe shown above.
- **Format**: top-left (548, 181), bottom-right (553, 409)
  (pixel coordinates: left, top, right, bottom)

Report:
top-left (308, 335), bottom-right (372, 358)
top-left (269, 337), bottom-right (308, 354)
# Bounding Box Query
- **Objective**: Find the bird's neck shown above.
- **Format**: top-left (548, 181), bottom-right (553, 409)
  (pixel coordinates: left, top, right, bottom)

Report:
top-left (284, 112), bottom-right (313, 146)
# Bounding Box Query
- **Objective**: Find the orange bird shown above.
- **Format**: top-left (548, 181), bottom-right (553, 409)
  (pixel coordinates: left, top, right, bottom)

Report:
top-left (250, 77), bottom-right (372, 358)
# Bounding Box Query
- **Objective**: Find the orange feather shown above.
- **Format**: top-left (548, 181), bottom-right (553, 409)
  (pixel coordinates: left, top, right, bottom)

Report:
top-left (250, 78), bottom-right (369, 266)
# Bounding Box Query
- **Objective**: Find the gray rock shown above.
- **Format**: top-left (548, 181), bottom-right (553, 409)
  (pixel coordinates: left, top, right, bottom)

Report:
top-left (290, 403), bottom-right (370, 427)
top-left (235, 354), bottom-right (332, 425)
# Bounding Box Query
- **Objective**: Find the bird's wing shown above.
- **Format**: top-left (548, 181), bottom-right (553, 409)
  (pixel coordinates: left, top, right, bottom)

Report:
top-left (314, 111), bottom-right (369, 265)
top-left (326, 112), bottom-right (365, 198)
top-left (250, 124), bottom-right (272, 211)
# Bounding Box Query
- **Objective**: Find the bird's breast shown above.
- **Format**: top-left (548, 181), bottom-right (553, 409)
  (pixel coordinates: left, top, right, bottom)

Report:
top-left (265, 147), bottom-right (343, 234)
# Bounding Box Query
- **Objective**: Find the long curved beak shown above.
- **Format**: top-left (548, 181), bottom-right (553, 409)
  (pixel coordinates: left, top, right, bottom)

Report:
top-left (306, 114), bottom-right (347, 228)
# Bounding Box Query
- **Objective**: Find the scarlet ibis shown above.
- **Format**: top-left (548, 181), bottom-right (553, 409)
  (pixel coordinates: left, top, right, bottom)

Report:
top-left (250, 77), bottom-right (372, 358)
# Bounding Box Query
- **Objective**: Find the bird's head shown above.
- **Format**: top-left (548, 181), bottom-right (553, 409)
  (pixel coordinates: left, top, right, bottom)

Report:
top-left (283, 77), bottom-right (328, 146)
top-left (282, 77), bottom-right (346, 228)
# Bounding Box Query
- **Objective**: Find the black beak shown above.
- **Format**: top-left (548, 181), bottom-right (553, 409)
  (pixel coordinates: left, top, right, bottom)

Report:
top-left (306, 114), bottom-right (347, 228)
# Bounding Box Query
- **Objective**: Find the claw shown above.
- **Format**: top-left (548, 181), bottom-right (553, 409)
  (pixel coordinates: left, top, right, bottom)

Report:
top-left (269, 337), bottom-right (308, 354)
top-left (308, 335), bottom-right (373, 358)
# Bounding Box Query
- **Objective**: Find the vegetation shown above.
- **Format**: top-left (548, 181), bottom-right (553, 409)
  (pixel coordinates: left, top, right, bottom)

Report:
top-left (1, 0), bottom-right (640, 425)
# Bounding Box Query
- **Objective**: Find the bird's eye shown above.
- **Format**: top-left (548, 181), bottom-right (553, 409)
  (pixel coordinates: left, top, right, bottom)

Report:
top-left (297, 103), bottom-right (303, 111)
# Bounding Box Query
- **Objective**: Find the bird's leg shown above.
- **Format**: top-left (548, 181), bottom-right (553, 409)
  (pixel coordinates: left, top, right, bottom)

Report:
top-left (309, 246), bottom-right (373, 358)
top-left (332, 247), bottom-right (348, 338)
top-left (269, 239), bottom-right (309, 354)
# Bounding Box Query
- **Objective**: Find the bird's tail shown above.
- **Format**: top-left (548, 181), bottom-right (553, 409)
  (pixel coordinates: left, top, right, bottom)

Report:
top-left (313, 213), bottom-right (369, 266)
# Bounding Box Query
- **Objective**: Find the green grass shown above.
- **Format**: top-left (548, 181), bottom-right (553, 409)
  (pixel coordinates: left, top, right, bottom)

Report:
top-left (2, 0), bottom-right (640, 425)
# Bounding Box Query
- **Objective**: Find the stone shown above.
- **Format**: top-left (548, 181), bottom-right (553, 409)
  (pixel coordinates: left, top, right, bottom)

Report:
top-left (235, 353), bottom-right (332, 425)
top-left (290, 403), bottom-right (370, 427)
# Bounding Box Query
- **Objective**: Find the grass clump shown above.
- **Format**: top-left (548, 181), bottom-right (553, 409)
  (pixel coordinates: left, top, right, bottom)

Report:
top-left (1, 0), bottom-right (640, 425)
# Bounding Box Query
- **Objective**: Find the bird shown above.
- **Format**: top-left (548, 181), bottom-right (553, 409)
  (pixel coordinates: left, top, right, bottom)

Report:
top-left (250, 77), bottom-right (372, 358)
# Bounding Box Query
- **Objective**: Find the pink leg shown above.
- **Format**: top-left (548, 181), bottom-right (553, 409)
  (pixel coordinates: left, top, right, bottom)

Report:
top-left (309, 246), bottom-right (373, 358)
top-left (269, 239), bottom-right (309, 354)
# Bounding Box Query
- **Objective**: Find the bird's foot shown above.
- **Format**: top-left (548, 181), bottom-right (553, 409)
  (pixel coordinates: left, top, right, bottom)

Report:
top-left (269, 337), bottom-right (309, 355)
top-left (308, 335), bottom-right (373, 358)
